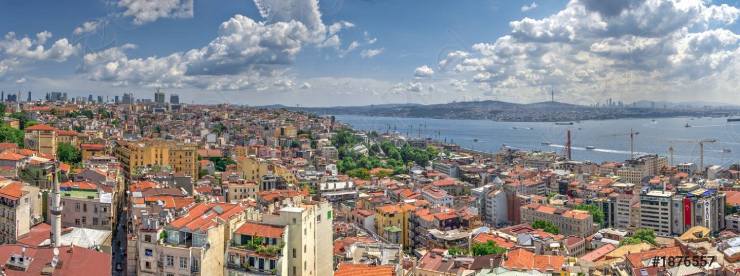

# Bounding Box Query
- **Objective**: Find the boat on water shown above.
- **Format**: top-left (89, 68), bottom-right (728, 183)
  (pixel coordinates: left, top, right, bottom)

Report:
top-left (723, 148), bottom-right (732, 153)
top-left (685, 123), bottom-right (691, 128)
top-left (555, 122), bottom-right (574, 125)
top-left (586, 146), bottom-right (596, 150)
top-left (728, 118), bottom-right (740, 122)
top-left (541, 142), bottom-right (551, 146)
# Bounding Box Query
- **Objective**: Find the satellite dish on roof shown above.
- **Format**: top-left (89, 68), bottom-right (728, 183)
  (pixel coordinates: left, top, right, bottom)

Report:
top-left (53, 247), bottom-right (59, 256)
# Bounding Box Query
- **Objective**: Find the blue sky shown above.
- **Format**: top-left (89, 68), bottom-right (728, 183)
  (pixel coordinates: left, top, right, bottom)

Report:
top-left (0, 0), bottom-right (739, 106)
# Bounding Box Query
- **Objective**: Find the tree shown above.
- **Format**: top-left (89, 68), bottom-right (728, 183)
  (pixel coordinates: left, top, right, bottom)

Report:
top-left (532, 220), bottom-right (559, 234)
top-left (209, 157), bottom-right (236, 172)
top-left (620, 228), bottom-right (657, 246)
top-left (471, 241), bottom-right (506, 256)
top-left (575, 204), bottom-right (605, 226)
top-left (0, 124), bottom-right (23, 146)
top-left (447, 246), bottom-right (466, 256)
top-left (57, 142), bottom-right (81, 164)
top-left (331, 129), bottom-right (356, 148)
top-left (0, 103), bottom-right (5, 115)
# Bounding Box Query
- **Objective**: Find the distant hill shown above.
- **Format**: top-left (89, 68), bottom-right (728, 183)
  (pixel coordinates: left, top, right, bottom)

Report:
top-left (261, 100), bottom-right (740, 122)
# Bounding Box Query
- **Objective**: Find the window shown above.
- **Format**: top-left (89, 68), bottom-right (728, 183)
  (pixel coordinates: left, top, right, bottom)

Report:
top-left (74, 219), bottom-right (80, 226)
top-left (82, 216), bottom-right (86, 225)
top-left (317, 214), bottom-right (321, 222)
top-left (166, 255), bottom-right (174, 267)
top-left (83, 203), bottom-right (87, 212)
top-left (292, 248), bottom-right (296, 258)
top-left (144, 235), bottom-right (151, 243)
top-left (93, 217), bottom-right (99, 225)
top-left (191, 258), bottom-right (200, 272)
top-left (179, 257), bottom-right (187, 269)
top-left (75, 203), bottom-right (80, 211)
top-left (145, 261), bottom-right (151, 269)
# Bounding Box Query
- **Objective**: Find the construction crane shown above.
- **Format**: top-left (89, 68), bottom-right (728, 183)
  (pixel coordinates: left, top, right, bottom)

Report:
top-left (668, 138), bottom-right (718, 174)
top-left (600, 129), bottom-right (640, 160)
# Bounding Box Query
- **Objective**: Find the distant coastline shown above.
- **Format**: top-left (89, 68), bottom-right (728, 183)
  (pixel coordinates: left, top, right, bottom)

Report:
top-left (271, 100), bottom-right (740, 122)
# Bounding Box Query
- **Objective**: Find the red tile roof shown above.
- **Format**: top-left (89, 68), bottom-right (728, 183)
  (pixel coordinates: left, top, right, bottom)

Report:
top-left (0, 151), bottom-right (25, 161)
top-left (501, 248), bottom-right (565, 273)
top-left (0, 182), bottom-right (24, 200)
top-left (60, 181), bottom-right (97, 191)
top-left (24, 124), bottom-right (57, 132)
top-left (334, 263), bottom-right (395, 276)
top-left (168, 203), bottom-right (243, 232)
top-left (0, 244), bottom-right (111, 275)
top-left (234, 222), bottom-right (285, 239)
top-left (473, 233), bottom-right (515, 249)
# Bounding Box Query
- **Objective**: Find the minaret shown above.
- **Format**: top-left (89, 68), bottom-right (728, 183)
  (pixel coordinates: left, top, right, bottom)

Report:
top-left (50, 163), bottom-right (62, 247)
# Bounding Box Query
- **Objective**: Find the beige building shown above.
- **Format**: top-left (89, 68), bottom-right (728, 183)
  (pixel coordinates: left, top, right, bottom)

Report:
top-left (520, 203), bottom-right (594, 237)
top-left (261, 201), bottom-right (334, 276)
top-left (236, 156), bottom-right (296, 188)
top-left (24, 124), bottom-right (57, 157)
top-left (114, 139), bottom-right (198, 180)
top-left (136, 203), bottom-right (247, 276)
top-left (0, 182), bottom-right (30, 244)
top-left (51, 183), bottom-right (115, 231)
top-left (226, 181), bottom-right (258, 202)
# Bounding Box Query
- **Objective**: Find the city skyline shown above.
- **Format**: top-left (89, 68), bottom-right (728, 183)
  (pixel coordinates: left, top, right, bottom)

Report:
top-left (0, 0), bottom-right (739, 106)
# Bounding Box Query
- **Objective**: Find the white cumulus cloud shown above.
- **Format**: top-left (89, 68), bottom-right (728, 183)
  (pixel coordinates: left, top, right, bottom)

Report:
top-left (118, 0), bottom-right (194, 25)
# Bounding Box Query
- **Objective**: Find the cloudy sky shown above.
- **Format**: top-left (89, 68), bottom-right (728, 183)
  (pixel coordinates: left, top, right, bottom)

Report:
top-left (0, 0), bottom-right (739, 106)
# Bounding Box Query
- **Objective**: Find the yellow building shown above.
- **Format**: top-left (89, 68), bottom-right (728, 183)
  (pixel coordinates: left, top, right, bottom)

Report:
top-left (24, 124), bottom-right (58, 157)
top-left (80, 143), bottom-right (106, 161)
top-left (236, 156), bottom-right (296, 189)
top-left (56, 129), bottom-right (80, 147)
top-left (114, 140), bottom-right (198, 180)
top-left (375, 203), bottom-right (416, 249)
top-left (274, 124), bottom-right (297, 138)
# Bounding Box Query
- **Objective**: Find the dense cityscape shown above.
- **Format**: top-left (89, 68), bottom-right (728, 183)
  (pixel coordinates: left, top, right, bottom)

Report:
top-left (0, 90), bottom-right (732, 275)
top-left (2, 0), bottom-right (740, 275)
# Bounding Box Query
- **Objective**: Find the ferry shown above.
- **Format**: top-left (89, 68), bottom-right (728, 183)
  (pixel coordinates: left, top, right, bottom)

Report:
top-left (541, 141), bottom-right (551, 146)
top-left (585, 146), bottom-right (596, 150)
top-left (723, 148), bottom-right (732, 153)
top-left (728, 118), bottom-right (740, 122)
top-left (684, 123), bottom-right (691, 128)
top-left (555, 122), bottom-right (574, 125)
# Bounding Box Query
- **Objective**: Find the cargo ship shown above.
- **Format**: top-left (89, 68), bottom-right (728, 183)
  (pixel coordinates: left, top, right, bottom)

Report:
top-left (728, 118), bottom-right (740, 122)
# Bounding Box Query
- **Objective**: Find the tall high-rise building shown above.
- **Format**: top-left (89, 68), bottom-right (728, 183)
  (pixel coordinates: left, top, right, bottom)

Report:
top-left (88, 94), bottom-right (93, 102)
top-left (27, 91), bottom-right (31, 102)
top-left (122, 93), bottom-right (135, 104)
top-left (114, 95), bottom-right (120, 103)
top-left (154, 89), bottom-right (165, 104)
top-left (170, 93), bottom-right (179, 104)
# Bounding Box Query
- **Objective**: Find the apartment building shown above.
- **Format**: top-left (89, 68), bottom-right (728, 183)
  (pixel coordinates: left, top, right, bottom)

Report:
top-left (225, 222), bottom-right (289, 275)
top-left (609, 193), bottom-right (640, 230)
top-left (136, 203), bottom-right (247, 276)
top-left (0, 183), bottom-right (30, 244)
top-left (639, 190), bottom-right (674, 236)
top-left (484, 189), bottom-right (508, 227)
top-left (617, 155), bottom-right (668, 184)
top-left (421, 186), bottom-right (453, 207)
top-left (520, 203), bottom-right (595, 237)
top-left (670, 183), bottom-right (726, 234)
top-left (80, 143), bottom-right (106, 160)
top-left (51, 181), bottom-right (115, 231)
top-left (114, 140), bottom-right (198, 180)
top-left (261, 201), bottom-right (333, 276)
top-left (375, 203), bottom-right (417, 249)
top-left (23, 124), bottom-right (57, 157)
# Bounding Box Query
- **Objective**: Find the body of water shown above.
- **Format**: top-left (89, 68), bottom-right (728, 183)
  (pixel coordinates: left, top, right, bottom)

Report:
top-left (335, 115), bottom-right (740, 167)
